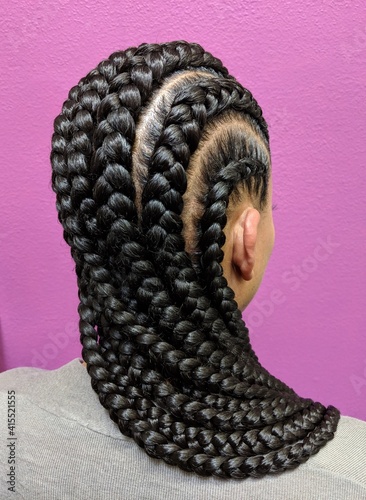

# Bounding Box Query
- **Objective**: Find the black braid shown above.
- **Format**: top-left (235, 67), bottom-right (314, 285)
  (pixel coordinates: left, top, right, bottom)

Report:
top-left (51, 41), bottom-right (340, 479)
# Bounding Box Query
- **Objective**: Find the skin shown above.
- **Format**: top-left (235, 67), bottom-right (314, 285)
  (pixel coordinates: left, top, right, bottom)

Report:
top-left (221, 176), bottom-right (275, 310)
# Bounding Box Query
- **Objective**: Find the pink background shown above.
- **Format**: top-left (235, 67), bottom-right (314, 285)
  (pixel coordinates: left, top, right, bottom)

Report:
top-left (0, 1), bottom-right (365, 420)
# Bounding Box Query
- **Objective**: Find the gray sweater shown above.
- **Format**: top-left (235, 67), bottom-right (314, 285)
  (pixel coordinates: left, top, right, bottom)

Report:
top-left (0, 358), bottom-right (365, 500)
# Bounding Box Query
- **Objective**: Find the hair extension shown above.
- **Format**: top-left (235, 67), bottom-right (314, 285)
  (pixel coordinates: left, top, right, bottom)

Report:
top-left (51, 41), bottom-right (340, 479)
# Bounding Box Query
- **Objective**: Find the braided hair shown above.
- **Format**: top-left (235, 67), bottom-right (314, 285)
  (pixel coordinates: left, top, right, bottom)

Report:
top-left (51, 41), bottom-right (340, 479)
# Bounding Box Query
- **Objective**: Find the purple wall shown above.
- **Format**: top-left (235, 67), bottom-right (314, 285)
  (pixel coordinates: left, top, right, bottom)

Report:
top-left (0, 1), bottom-right (365, 420)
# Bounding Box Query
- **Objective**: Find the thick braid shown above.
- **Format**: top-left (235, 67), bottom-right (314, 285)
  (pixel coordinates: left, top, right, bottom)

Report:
top-left (51, 41), bottom-right (340, 479)
top-left (137, 79), bottom-right (263, 316)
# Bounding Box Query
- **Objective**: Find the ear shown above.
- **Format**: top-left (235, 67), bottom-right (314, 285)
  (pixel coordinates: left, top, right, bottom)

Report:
top-left (231, 208), bottom-right (260, 281)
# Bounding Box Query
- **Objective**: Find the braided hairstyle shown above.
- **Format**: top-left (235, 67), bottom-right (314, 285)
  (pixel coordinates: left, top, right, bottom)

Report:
top-left (51, 41), bottom-right (340, 479)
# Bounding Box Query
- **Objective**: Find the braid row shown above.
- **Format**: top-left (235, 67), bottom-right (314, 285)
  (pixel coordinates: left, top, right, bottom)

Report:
top-left (51, 41), bottom-right (340, 479)
top-left (138, 81), bottom-right (290, 394)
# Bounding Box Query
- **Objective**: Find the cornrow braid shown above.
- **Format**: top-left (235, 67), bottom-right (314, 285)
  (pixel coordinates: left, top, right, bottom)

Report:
top-left (51, 40), bottom-right (340, 479)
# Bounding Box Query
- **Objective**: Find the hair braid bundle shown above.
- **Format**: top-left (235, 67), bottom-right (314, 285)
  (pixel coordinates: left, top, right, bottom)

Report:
top-left (51, 41), bottom-right (340, 479)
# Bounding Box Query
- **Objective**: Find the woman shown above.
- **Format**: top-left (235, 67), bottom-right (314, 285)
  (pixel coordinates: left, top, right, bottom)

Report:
top-left (0, 41), bottom-right (365, 498)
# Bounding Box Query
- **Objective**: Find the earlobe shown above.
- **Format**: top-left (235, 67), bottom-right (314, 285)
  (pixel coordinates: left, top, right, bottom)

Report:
top-left (232, 208), bottom-right (260, 281)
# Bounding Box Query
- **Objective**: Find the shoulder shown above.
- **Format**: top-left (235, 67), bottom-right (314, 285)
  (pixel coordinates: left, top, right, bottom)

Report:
top-left (0, 358), bottom-right (83, 384)
top-left (0, 359), bottom-right (86, 400)
top-left (0, 363), bottom-right (365, 499)
top-left (0, 358), bottom-right (93, 422)
top-left (301, 415), bottom-right (366, 487)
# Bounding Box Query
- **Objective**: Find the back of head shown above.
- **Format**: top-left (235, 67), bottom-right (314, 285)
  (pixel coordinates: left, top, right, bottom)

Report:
top-left (51, 41), bottom-right (339, 479)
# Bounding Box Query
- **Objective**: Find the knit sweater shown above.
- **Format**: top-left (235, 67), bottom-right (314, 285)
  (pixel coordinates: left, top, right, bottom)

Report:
top-left (0, 359), bottom-right (365, 500)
